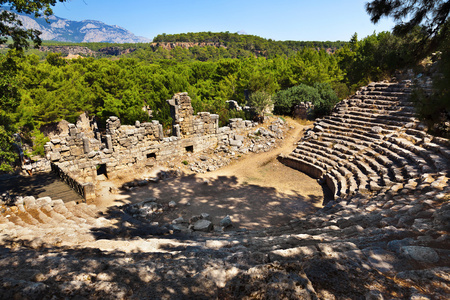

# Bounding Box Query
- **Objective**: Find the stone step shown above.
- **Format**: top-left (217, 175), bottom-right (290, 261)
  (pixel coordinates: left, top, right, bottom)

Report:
top-left (341, 108), bottom-right (416, 124)
top-left (330, 114), bottom-right (405, 132)
top-left (339, 104), bottom-right (417, 118)
top-left (389, 137), bottom-right (447, 172)
top-left (283, 155), bottom-right (326, 179)
top-left (371, 142), bottom-right (422, 179)
top-left (318, 118), bottom-right (383, 140)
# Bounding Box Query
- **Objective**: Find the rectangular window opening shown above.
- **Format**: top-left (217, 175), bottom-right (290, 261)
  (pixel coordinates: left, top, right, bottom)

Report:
top-left (147, 153), bottom-right (156, 159)
top-left (185, 145), bottom-right (194, 153)
top-left (96, 164), bottom-right (107, 177)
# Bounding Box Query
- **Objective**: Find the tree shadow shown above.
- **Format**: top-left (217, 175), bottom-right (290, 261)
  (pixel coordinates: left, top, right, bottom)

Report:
top-left (0, 242), bottom-right (224, 299)
top-left (90, 172), bottom-right (332, 241)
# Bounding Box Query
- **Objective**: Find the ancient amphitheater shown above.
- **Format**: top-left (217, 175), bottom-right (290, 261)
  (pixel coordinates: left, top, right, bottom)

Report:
top-left (0, 80), bottom-right (449, 299)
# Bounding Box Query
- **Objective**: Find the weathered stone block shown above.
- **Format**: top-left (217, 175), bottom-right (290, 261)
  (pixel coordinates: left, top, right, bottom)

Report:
top-left (82, 137), bottom-right (90, 154)
top-left (49, 152), bottom-right (61, 161)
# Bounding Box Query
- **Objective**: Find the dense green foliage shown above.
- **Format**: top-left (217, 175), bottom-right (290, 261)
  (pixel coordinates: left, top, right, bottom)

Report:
top-left (152, 32), bottom-right (347, 58)
top-left (273, 84), bottom-right (319, 115)
top-left (6, 46), bottom-right (343, 130)
top-left (412, 32), bottom-right (450, 136)
top-left (336, 30), bottom-right (427, 89)
top-left (366, 0), bottom-right (450, 52)
top-left (0, 113), bottom-right (17, 172)
top-left (25, 32), bottom-right (347, 62)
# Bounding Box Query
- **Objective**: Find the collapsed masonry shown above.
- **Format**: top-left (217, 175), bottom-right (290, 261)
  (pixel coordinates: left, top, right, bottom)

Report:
top-left (44, 92), bottom-right (257, 200)
top-left (293, 102), bottom-right (314, 119)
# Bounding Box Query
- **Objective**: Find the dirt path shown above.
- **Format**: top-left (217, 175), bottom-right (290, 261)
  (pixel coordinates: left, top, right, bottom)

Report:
top-left (96, 118), bottom-right (327, 230)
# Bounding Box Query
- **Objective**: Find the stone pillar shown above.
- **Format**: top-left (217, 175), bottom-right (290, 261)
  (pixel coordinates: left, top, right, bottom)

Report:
top-left (211, 114), bottom-right (219, 134)
top-left (166, 92), bottom-right (194, 137)
top-left (83, 183), bottom-right (96, 204)
top-left (105, 134), bottom-right (112, 150)
top-left (69, 124), bottom-right (77, 136)
top-left (158, 124), bottom-right (164, 140)
top-left (83, 137), bottom-right (90, 154)
top-left (173, 124), bottom-right (181, 138)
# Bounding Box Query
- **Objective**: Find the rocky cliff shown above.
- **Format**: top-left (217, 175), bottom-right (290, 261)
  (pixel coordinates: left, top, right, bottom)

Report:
top-left (1, 7), bottom-right (150, 43)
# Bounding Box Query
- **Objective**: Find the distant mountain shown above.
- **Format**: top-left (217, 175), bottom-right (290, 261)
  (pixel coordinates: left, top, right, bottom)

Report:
top-left (1, 7), bottom-right (151, 43)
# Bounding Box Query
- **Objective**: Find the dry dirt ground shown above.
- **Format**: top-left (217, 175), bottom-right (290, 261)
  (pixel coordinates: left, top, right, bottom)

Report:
top-left (95, 118), bottom-right (330, 231)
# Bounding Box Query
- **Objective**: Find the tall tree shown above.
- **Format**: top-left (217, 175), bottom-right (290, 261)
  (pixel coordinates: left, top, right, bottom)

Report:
top-left (366, 0), bottom-right (450, 51)
top-left (0, 0), bottom-right (66, 49)
top-left (0, 0), bottom-right (66, 173)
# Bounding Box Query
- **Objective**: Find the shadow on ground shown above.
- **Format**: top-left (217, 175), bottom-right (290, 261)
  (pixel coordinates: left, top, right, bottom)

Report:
top-left (90, 173), bottom-right (332, 240)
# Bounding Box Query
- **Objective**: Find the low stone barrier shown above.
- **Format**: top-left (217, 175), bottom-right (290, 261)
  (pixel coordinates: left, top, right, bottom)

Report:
top-left (51, 163), bottom-right (95, 202)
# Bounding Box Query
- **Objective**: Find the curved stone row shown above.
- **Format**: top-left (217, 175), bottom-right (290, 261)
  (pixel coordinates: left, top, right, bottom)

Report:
top-left (282, 80), bottom-right (450, 203)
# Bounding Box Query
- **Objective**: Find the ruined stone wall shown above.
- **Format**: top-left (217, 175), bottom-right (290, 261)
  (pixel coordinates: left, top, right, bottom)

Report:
top-left (167, 92), bottom-right (219, 137)
top-left (45, 93), bottom-right (254, 182)
top-left (293, 102), bottom-right (314, 119)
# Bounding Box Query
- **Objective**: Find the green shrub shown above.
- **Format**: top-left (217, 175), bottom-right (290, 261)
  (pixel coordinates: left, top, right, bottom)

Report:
top-left (31, 129), bottom-right (49, 157)
top-left (312, 82), bottom-right (340, 117)
top-left (247, 91), bottom-right (273, 117)
top-left (273, 84), bottom-right (319, 115)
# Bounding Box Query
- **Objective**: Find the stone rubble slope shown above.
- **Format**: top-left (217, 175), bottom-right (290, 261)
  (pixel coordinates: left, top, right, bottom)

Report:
top-left (0, 80), bottom-right (449, 299)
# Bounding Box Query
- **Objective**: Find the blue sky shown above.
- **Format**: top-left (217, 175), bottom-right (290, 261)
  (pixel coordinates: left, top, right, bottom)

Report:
top-left (53, 0), bottom-right (396, 41)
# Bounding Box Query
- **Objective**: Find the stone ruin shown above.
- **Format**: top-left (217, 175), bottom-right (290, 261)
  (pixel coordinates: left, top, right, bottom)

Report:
top-left (44, 92), bottom-right (258, 200)
top-left (166, 92), bottom-right (219, 137)
top-left (225, 100), bottom-right (242, 111)
top-left (293, 101), bottom-right (314, 119)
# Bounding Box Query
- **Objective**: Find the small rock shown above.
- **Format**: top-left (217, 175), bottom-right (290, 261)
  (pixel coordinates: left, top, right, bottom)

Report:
top-left (172, 225), bottom-right (182, 233)
top-left (168, 201), bottom-right (176, 208)
top-left (400, 246), bottom-right (439, 263)
top-left (172, 217), bottom-right (185, 224)
top-left (201, 213), bottom-right (211, 220)
top-left (365, 290), bottom-right (384, 300)
top-left (36, 197), bottom-right (52, 207)
top-left (220, 215), bottom-right (233, 228)
top-left (193, 219), bottom-right (213, 232)
top-left (189, 215), bottom-right (201, 224)
top-left (371, 126), bottom-right (383, 133)
top-left (14, 196), bottom-right (24, 205)
top-left (137, 180), bottom-right (148, 186)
